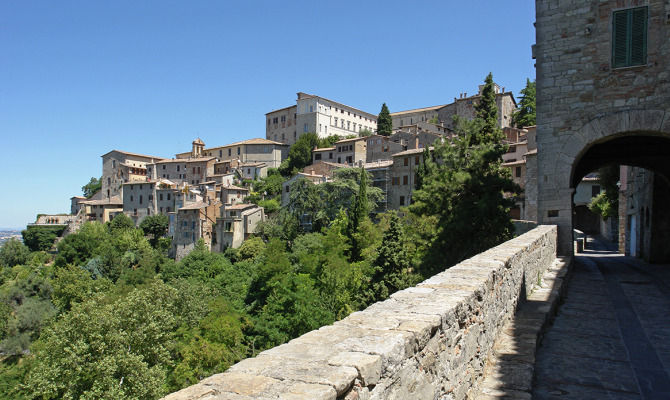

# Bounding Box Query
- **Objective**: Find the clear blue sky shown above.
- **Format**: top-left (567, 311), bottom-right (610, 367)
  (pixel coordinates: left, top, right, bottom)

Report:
top-left (0, 1), bottom-right (536, 229)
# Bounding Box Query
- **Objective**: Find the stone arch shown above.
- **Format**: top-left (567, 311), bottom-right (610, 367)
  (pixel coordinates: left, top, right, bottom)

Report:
top-left (568, 109), bottom-right (670, 187)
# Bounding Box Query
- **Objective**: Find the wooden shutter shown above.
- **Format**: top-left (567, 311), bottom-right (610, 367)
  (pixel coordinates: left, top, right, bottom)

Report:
top-left (630, 7), bottom-right (647, 66)
top-left (612, 10), bottom-right (630, 68)
top-left (612, 7), bottom-right (647, 68)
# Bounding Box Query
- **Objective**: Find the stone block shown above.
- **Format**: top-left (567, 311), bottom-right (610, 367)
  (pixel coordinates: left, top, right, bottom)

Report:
top-left (328, 352), bottom-right (382, 386)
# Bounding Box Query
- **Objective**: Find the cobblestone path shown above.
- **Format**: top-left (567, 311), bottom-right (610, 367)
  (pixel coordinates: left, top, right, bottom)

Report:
top-left (533, 237), bottom-right (670, 400)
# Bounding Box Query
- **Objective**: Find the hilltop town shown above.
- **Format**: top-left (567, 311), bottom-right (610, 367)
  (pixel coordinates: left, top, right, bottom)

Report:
top-left (28, 83), bottom-right (539, 260)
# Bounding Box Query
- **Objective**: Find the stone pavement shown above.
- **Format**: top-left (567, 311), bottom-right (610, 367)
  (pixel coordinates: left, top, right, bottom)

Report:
top-left (532, 236), bottom-right (670, 400)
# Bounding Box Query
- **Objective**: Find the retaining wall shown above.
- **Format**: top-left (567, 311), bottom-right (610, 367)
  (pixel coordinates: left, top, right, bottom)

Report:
top-left (164, 225), bottom-right (558, 400)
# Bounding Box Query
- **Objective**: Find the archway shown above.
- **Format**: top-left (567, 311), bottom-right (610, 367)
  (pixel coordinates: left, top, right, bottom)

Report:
top-left (570, 133), bottom-right (670, 262)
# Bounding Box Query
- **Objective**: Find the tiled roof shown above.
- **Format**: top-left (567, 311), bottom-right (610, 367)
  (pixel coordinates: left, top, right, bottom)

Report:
top-left (391, 146), bottom-right (433, 157)
top-left (179, 201), bottom-right (209, 210)
top-left (313, 147), bottom-right (335, 152)
top-left (81, 196), bottom-right (123, 206)
top-left (221, 184), bottom-right (249, 191)
top-left (390, 104), bottom-right (447, 116)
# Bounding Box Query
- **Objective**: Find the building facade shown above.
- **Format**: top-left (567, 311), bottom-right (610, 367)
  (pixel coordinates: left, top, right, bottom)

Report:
top-left (267, 92), bottom-right (378, 145)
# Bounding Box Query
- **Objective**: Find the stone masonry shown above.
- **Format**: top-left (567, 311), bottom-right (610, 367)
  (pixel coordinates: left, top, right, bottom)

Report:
top-left (535, 0), bottom-right (670, 255)
top-left (163, 225), bottom-right (558, 400)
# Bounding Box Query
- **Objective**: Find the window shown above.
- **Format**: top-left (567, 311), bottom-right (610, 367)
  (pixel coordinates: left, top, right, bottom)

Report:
top-left (403, 175), bottom-right (408, 185)
top-left (415, 155), bottom-right (420, 165)
top-left (315, 153), bottom-right (322, 160)
top-left (112, 160), bottom-right (116, 168)
top-left (159, 193), bottom-right (163, 201)
top-left (167, 193), bottom-right (171, 200)
top-left (237, 147), bottom-right (240, 155)
top-left (285, 185), bottom-right (290, 193)
top-left (392, 177), bottom-right (399, 185)
top-left (162, 165), bottom-right (166, 170)
top-left (130, 195), bottom-right (134, 202)
top-left (404, 157), bottom-right (409, 166)
top-left (228, 148), bottom-right (232, 156)
top-left (516, 166), bottom-right (522, 178)
top-left (304, 123), bottom-right (308, 132)
top-left (612, 7), bottom-right (647, 68)
top-left (400, 196), bottom-right (405, 206)
top-left (177, 165), bottom-right (180, 171)
top-left (139, 195), bottom-right (143, 204)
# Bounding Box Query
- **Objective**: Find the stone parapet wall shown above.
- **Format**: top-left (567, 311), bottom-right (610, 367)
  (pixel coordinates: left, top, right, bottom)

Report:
top-left (164, 225), bottom-right (557, 400)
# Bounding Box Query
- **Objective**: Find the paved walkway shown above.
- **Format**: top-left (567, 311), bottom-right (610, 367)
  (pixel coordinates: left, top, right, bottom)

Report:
top-left (533, 237), bottom-right (670, 400)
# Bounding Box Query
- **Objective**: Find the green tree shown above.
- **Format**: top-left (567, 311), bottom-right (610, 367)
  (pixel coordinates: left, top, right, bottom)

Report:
top-left (54, 222), bottom-right (108, 268)
top-left (414, 147), bottom-right (433, 191)
top-left (279, 132), bottom-right (320, 176)
top-left (237, 237), bottom-right (266, 261)
top-left (359, 128), bottom-right (373, 137)
top-left (512, 78), bottom-right (536, 128)
top-left (0, 239), bottom-right (30, 268)
top-left (26, 280), bottom-right (207, 400)
top-left (410, 73), bottom-right (519, 274)
top-left (109, 212), bottom-right (135, 232)
top-left (82, 177), bottom-right (102, 199)
top-left (139, 214), bottom-right (169, 248)
top-left (377, 103), bottom-right (392, 136)
top-left (364, 214), bottom-right (414, 303)
top-left (588, 165), bottom-right (619, 219)
top-left (21, 226), bottom-right (65, 252)
top-left (348, 167), bottom-right (369, 261)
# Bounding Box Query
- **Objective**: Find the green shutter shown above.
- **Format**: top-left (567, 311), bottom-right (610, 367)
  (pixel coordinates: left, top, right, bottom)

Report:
top-left (613, 10), bottom-right (629, 68)
top-left (612, 7), bottom-right (647, 68)
top-left (630, 7), bottom-right (647, 65)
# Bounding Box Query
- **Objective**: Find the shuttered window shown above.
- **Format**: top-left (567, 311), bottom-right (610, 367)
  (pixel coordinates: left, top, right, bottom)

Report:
top-left (612, 7), bottom-right (647, 68)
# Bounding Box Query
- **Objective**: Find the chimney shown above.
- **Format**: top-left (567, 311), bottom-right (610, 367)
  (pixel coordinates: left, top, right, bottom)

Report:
top-left (415, 136), bottom-right (420, 149)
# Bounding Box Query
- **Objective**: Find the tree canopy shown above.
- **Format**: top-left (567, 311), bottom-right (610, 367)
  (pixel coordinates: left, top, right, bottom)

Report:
top-left (82, 177), bottom-right (102, 199)
top-left (410, 73), bottom-right (519, 274)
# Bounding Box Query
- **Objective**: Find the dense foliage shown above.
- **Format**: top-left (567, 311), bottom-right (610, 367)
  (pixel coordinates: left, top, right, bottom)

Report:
top-left (588, 165), bottom-right (620, 219)
top-left (410, 73), bottom-right (519, 274)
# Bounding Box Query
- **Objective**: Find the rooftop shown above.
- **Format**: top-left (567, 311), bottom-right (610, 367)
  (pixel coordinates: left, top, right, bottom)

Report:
top-left (153, 156), bottom-right (216, 164)
top-left (221, 184), bottom-right (249, 191)
top-left (179, 201), bottom-right (209, 211)
top-left (392, 146), bottom-right (434, 157)
top-left (296, 92), bottom-right (378, 120)
top-left (390, 104), bottom-right (448, 116)
top-left (81, 196), bottom-right (123, 206)
top-left (313, 147), bottom-right (336, 152)
top-left (102, 149), bottom-right (165, 160)
top-left (225, 203), bottom-right (259, 210)
top-left (336, 137), bottom-right (366, 144)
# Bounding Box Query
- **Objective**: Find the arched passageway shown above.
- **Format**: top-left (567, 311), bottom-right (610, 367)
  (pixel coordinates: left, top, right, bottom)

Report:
top-left (570, 133), bottom-right (670, 263)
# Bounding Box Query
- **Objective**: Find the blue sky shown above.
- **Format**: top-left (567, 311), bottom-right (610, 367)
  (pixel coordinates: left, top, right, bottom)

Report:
top-left (0, 1), bottom-right (536, 229)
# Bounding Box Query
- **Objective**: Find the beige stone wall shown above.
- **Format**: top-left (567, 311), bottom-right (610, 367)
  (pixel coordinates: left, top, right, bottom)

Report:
top-left (266, 105), bottom-right (297, 144)
top-left (163, 225), bottom-right (558, 400)
top-left (388, 151), bottom-right (423, 209)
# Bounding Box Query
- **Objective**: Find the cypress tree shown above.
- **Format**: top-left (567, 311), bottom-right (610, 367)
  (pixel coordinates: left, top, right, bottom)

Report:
top-left (512, 78), bottom-right (536, 128)
top-left (377, 103), bottom-right (392, 136)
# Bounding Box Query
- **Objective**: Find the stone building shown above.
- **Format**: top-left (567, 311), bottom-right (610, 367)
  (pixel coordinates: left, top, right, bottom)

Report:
top-left (365, 135), bottom-right (404, 163)
top-left (220, 184), bottom-right (249, 207)
top-left (302, 161), bottom-right (348, 179)
top-left (147, 157), bottom-right (216, 186)
top-left (237, 162), bottom-right (268, 180)
top-left (80, 196), bottom-right (123, 223)
top-left (70, 196), bottom-right (87, 215)
top-left (535, 0), bottom-right (670, 257)
top-left (387, 148), bottom-right (430, 209)
top-left (216, 203), bottom-right (265, 250)
top-left (101, 150), bottom-right (164, 200)
top-left (176, 138), bottom-right (288, 169)
top-left (267, 92), bottom-right (378, 145)
top-left (122, 180), bottom-right (182, 225)
top-left (172, 200), bottom-right (220, 260)
top-left (331, 137), bottom-right (367, 165)
top-left (390, 83), bottom-right (516, 132)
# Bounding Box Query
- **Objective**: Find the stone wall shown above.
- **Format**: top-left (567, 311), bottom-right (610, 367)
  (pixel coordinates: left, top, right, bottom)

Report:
top-left (535, 0), bottom-right (670, 255)
top-left (163, 225), bottom-right (558, 400)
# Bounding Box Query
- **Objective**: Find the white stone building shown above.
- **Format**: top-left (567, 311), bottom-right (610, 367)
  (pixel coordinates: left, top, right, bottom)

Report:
top-left (267, 92), bottom-right (378, 145)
